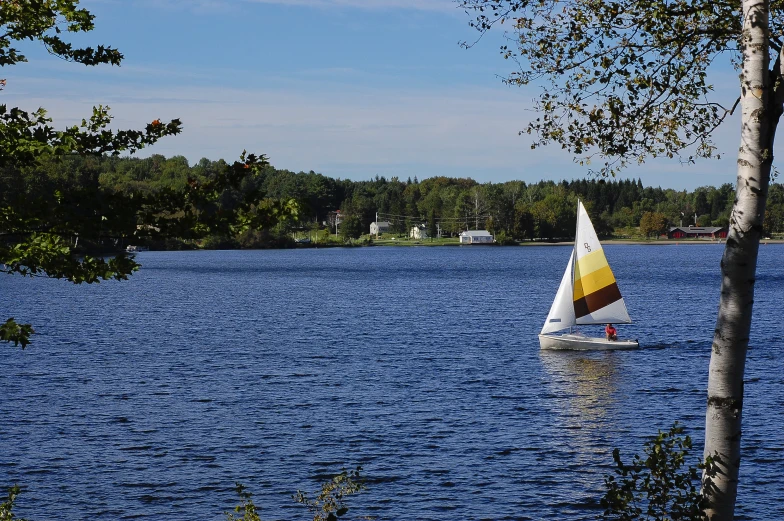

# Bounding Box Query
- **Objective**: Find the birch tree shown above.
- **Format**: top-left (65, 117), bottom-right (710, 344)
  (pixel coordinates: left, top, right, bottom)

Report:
top-left (460, 1), bottom-right (779, 519)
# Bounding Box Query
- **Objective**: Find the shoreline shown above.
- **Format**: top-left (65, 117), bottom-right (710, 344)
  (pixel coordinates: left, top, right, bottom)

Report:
top-left (128, 238), bottom-right (784, 252)
top-left (520, 239), bottom-right (784, 246)
top-left (367, 238), bottom-right (784, 247)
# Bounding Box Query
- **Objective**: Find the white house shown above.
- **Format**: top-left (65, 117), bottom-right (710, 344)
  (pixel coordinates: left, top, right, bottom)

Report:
top-left (410, 224), bottom-right (428, 240)
top-left (459, 230), bottom-right (493, 244)
top-left (370, 221), bottom-right (391, 236)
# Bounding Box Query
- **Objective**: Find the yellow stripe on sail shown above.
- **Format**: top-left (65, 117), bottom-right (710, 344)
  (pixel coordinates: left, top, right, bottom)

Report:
top-left (573, 265), bottom-right (617, 300)
top-left (575, 249), bottom-right (610, 274)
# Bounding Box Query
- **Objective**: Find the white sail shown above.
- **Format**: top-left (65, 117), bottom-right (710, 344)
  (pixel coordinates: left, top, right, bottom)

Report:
top-left (573, 201), bottom-right (631, 325)
top-left (540, 251), bottom-right (576, 334)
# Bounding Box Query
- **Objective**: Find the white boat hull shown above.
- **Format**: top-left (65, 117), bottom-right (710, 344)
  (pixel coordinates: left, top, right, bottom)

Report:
top-left (538, 333), bottom-right (639, 351)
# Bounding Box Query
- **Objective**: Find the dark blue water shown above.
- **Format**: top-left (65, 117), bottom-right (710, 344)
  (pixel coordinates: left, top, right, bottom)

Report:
top-left (1, 245), bottom-right (782, 520)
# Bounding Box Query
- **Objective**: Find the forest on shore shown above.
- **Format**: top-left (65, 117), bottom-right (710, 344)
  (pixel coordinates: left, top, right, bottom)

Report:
top-left (4, 153), bottom-right (784, 249)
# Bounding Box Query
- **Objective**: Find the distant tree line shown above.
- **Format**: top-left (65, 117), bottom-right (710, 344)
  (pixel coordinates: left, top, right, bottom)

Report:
top-left (4, 153), bottom-right (784, 248)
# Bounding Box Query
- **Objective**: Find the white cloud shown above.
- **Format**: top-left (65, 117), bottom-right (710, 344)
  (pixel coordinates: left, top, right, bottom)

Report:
top-left (6, 60), bottom-right (741, 189)
top-left (6, 68), bottom-right (544, 176)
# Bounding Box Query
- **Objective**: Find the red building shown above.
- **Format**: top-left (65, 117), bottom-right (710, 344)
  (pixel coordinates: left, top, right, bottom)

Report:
top-left (668, 226), bottom-right (728, 239)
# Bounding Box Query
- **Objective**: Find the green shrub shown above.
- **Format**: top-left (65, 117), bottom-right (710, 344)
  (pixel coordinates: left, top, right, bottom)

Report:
top-left (228, 467), bottom-right (365, 521)
top-left (601, 423), bottom-right (713, 521)
top-left (1, 485), bottom-right (26, 521)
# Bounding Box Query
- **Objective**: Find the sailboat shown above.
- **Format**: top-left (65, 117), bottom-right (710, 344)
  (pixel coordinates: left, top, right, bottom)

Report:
top-left (538, 201), bottom-right (639, 350)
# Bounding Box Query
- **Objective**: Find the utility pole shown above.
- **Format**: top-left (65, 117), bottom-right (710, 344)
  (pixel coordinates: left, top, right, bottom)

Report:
top-left (474, 189), bottom-right (481, 230)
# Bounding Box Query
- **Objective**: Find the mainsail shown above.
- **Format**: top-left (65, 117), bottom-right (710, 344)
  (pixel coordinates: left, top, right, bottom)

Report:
top-left (573, 201), bottom-right (631, 325)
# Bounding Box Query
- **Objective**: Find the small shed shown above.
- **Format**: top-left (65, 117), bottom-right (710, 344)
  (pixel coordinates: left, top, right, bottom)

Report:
top-left (668, 226), bottom-right (728, 239)
top-left (370, 221), bottom-right (391, 236)
top-left (410, 224), bottom-right (428, 240)
top-left (459, 230), bottom-right (494, 244)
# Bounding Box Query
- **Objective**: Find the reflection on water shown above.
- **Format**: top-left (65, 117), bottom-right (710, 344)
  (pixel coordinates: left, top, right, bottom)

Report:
top-left (539, 350), bottom-right (621, 473)
top-left (540, 350), bottom-right (618, 424)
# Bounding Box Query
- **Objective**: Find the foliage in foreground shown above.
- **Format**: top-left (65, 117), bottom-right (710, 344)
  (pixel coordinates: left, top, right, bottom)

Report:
top-left (3, 468), bottom-right (365, 521)
top-left (6, 429), bottom-right (716, 521)
top-left (0, 1), bottom-right (294, 350)
top-left (226, 467), bottom-right (366, 521)
top-left (0, 485), bottom-right (26, 521)
top-left (601, 423), bottom-right (713, 521)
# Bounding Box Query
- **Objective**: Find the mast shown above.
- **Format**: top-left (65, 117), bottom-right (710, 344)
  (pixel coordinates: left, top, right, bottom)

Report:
top-left (573, 200), bottom-right (580, 291)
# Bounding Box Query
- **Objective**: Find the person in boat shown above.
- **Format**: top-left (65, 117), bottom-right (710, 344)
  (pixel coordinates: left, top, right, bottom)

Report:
top-left (605, 323), bottom-right (617, 341)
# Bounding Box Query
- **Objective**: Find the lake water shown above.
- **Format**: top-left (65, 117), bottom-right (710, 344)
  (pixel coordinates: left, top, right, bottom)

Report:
top-left (1, 245), bottom-right (782, 521)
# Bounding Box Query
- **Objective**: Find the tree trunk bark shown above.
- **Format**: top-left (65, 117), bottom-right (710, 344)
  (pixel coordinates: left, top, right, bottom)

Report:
top-left (702, 1), bottom-right (776, 519)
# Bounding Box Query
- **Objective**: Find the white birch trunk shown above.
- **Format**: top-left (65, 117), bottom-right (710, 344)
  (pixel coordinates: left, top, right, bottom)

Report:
top-left (702, 1), bottom-right (777, 519)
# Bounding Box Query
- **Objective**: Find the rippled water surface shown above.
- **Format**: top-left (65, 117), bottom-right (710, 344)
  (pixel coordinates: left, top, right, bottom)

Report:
top-left (2, 245), bottom-right (783, 520)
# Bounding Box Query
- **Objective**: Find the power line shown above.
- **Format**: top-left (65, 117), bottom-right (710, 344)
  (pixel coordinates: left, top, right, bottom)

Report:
top-left (376, 211), bottom-right (491, 224)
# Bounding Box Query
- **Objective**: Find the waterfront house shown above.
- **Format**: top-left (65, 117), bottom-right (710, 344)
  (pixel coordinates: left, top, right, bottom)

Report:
top-left (370, 221), bottom-right (391, 236)
top-left (410, 224), bottom-right (428, 240)
top-left (459, 230), bottom-right (494, 244)
top-left (668, 226), bottom-right (728, 239)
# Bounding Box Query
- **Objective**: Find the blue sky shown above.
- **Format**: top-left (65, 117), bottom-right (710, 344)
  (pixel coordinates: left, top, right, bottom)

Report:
top-left (5, 0), bottom-right (745, 190)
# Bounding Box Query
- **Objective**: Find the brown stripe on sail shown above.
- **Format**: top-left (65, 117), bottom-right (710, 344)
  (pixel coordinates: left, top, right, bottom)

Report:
top-left (574, 282), bottom-right (623, 319)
